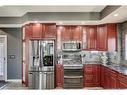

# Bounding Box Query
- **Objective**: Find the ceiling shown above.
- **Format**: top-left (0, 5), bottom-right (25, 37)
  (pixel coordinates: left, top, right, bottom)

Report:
top-left (0, 6), bottom-right (106, 17)
top-left (0, 5), bottom-right (127, 27)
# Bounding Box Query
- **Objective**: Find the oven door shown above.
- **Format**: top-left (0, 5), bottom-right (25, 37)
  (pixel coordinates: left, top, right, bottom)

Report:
top-left (63, 68), bottom-right (83, 89)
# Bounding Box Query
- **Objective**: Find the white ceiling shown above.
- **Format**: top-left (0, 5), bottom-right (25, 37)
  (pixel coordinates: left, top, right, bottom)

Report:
top-left (0, 6), bottom-right (106, 17)
top-left (1, 5), bottom-right (127, 27)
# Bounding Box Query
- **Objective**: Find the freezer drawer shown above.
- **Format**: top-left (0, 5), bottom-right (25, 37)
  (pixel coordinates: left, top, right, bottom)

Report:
top-left (28, 72), bottom-right (39, 89)
top-left (28, 71), bottom-right (54, 89)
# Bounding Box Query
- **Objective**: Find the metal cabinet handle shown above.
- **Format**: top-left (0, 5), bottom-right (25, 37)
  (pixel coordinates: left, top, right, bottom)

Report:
top-left (64, 76), bottom-right (83, 78)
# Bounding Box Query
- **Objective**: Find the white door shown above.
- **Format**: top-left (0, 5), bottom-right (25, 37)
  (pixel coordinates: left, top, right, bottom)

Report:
top-left (0, 35), bottom-right (7, 81)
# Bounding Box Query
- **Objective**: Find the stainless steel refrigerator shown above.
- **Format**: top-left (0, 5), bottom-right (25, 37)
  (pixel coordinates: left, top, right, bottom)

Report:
top-left (28, 40), bottom-right (54, 89)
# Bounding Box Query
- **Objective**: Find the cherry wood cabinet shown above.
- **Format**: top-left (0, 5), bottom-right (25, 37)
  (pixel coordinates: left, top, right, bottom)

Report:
top-left (86, 26), bottom-right (96, 49)
top-left (27, 23), bottom-right (56, 39)
top-left (84, 64), bottom-right (93, 87)
top-left (104, 68), bottom-right (111, 89)
top-left (107, 24), bottom-right (117, 51)
top-left (43, 23), bottom-right (56, 38)
top-left (84, 64), bottom-right (100, 87)
top-left (61, 26), bottom-right (82, 41)
top-left (31, 23), bottom-right (43, 38)
top-left (100, 65), bottom-right (125, 89)
top-left (118, 73), bottom-right (127, 89)
top-left (93, 64), bottom-right (100, 86)
top-left (82, 26), bottom-right (97, 50)
top-left (72, 26), bottom-right (82, 40)
top-left (55, 64), bottom-right (63, 88)
top-left (100, 65), bottom-right (105, 87)
top-left (97, 25), bottom-right (107, 51)
top-left (62, 26), bottom-right (72, 40)
top-left (96, 24), bottom-right (117, 51)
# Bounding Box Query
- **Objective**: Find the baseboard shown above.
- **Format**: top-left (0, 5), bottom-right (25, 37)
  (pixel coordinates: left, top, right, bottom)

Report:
top-left (6, 79), bottom-right (22, 82)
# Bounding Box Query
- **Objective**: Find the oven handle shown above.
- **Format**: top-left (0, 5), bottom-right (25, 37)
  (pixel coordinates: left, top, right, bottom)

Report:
top-left (64, 76), bottom-right (83, 78)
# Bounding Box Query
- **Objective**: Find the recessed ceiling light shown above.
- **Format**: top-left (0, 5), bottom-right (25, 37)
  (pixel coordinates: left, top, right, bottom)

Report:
top-left (81, 22), bottom-right (85, 24)
top-left (34, 21), bottom-right (39, 23)
top-left (114, 14), bottom-right (118, 17)
top-left (59, 22), bottom-right (63, 25)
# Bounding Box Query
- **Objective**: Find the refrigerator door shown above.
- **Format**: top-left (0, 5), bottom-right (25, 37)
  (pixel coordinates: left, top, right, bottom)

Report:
top-left (41, 41), bottom-right (54, 67)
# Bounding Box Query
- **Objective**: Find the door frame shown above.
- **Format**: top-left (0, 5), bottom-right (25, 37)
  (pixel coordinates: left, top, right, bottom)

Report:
top-left (0, 35), bottom-right (7, 81)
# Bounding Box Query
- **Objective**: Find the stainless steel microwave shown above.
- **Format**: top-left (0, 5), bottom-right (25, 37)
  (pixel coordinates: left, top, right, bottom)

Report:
top-left (62, 41), bottom-right (81, 51)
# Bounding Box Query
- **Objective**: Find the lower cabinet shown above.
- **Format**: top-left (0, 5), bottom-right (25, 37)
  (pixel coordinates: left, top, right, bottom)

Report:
top-left (55, 64), bottom-right (63, 88)
top-left (55, 64), bottom-right (127, 89)
top-left (118, 74), bottom-right (127, 89)
top-left (84, 64), bottom-right (100, 87)
top-left (100, 65), bottom-right (127, 89)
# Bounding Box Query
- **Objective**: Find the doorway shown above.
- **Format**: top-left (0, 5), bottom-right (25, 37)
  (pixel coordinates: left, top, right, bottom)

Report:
top-left (0, 35), bottom-right (7, 81)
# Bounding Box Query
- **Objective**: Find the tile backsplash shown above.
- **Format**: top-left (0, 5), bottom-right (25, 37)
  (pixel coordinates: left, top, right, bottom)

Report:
top-left (81, 51), bottom-right (119, 65)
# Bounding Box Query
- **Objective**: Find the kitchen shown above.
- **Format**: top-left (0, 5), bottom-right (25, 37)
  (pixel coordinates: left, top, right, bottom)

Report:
top-left (0, 5), bottom-right (127, 90)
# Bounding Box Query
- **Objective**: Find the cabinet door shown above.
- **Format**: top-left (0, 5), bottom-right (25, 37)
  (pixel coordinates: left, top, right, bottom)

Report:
top-left (55, 64), bottom-right (63, 88)
top-left (119, 81), bottom-right (127, 89)
top-left (32, 23), bottom-right (42, 38)
top-left (25, 24), bottom-right (32, 39)
top-left (72, 26), bottom-right (82, 41)
top-left (100, 65), bottom-right (105, 87)
top-left (43, 24), bottom-right (56, 38)
top-left (104, 68), bottom-right (111, 89)
top-left (86, 26), bottom-right (97, 50)
top-left (110, 75), bottom-right (117, 89)
top-left (97, 25), bottom-right (107, 51)
top-left (93, 64), bottom-right (100, 86)
top-left (62, 26), bottom-right (72, 41)
top-left (107, 24), bottom-right (117, 51)
top-left (84, 64), bottom-right (94, 87)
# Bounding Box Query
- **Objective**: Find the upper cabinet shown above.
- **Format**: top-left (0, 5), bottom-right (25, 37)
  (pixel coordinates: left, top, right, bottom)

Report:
top-left (85, 26), bottom-right (97, 50)
top-left (97, 25), bottom-right (108, 51)
top-left (96, 24), bottom-right (117, 51)
top-left (107, 24), bottom-right (117, 51)
top-left (31, 23), bottom-right (43, 38)
top-left (62, 26), bottom-right (72, 40)
top-left (24, 23), bottom-right (56, 39)
top-left (61, 26), bottom-right (82, 41)
top-left (82, 24), bottom-right (117, 51)
top-left (43, 24), bottom-right (56, 38)
top-left (72, 26), bottom-right (82, 41)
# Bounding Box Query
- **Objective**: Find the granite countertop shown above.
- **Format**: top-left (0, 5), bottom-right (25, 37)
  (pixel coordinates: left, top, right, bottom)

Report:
top-left (84, 61), bottom-right (127, 76)
top-left (102, 64), bottom-right (127, 76)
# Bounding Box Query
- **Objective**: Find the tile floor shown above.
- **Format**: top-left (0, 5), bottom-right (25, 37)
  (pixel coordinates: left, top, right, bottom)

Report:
top-left (2, 81), bottom-right (103, 90)
top-left (3, 81), bottom-right (28, 90)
